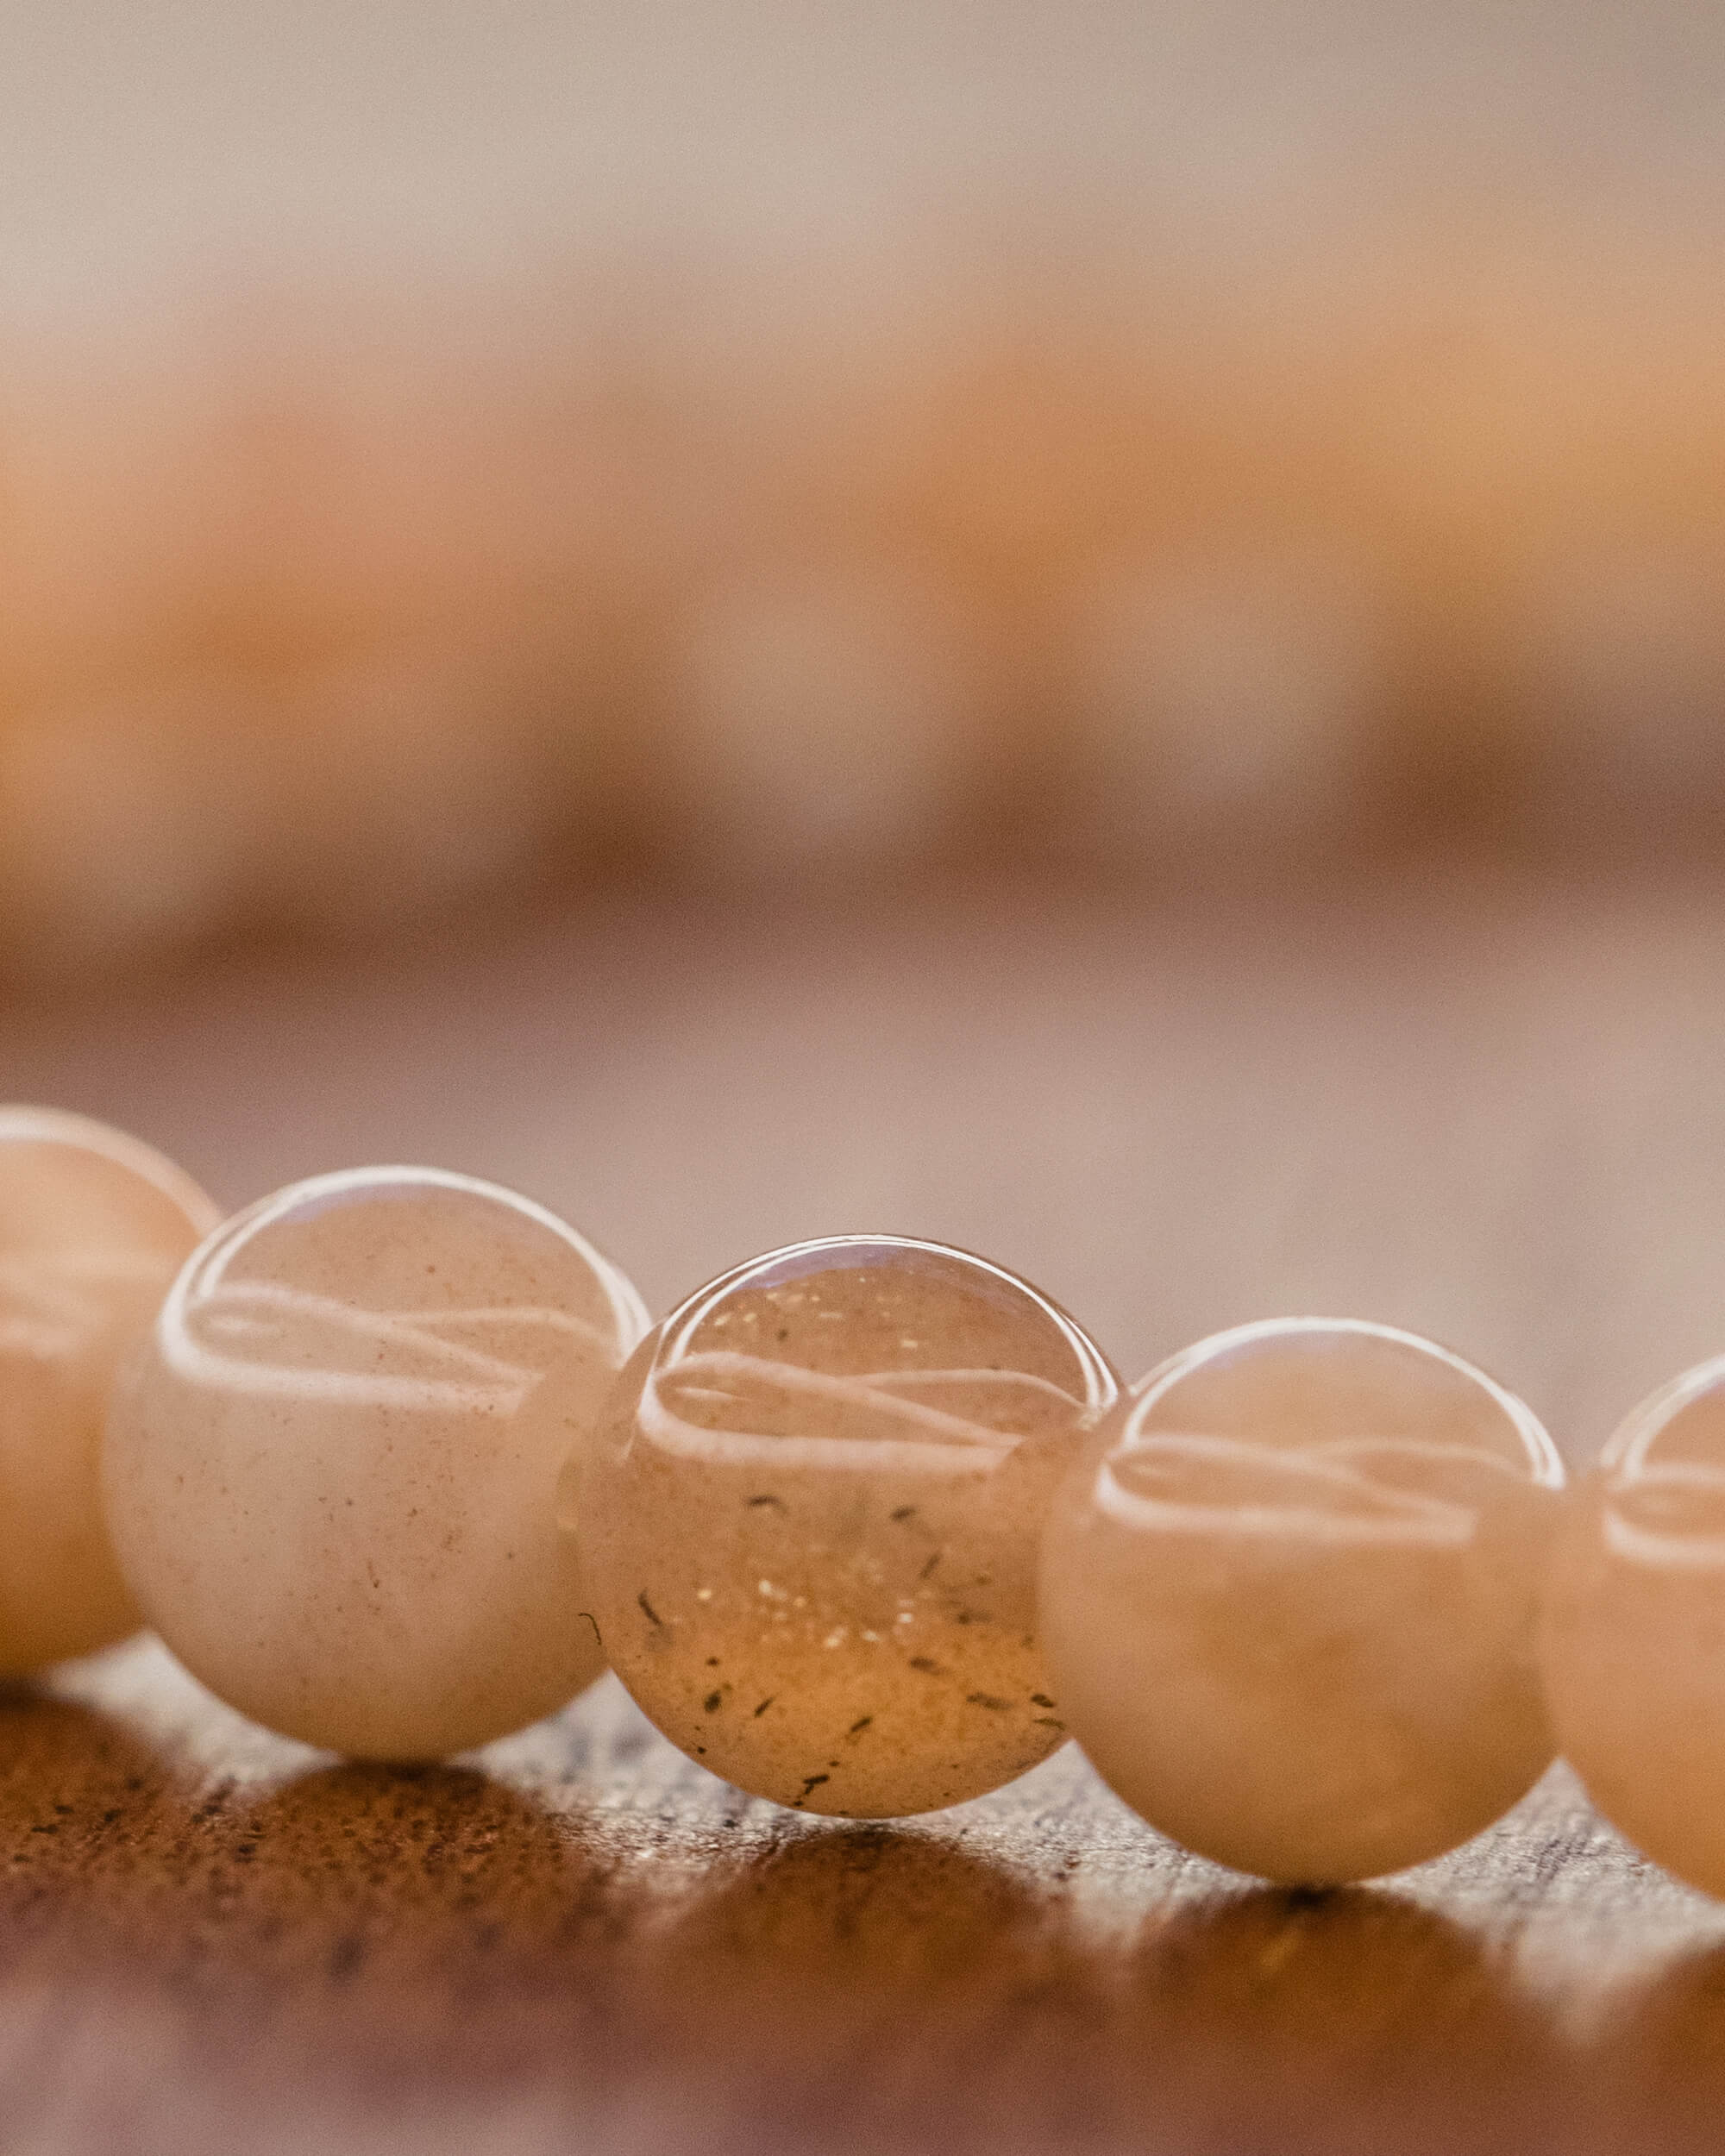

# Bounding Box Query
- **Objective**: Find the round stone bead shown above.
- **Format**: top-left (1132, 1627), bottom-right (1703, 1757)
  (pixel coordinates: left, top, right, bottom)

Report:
top-left (570, 1236), bottom-right (1120, 1814)
top-left (0, 1105), bottom-right (219, 1676)
top-left (104, 1166), bottom-right (648, 1758)
top-left (1039, 1318), bottom-right (1565, 1883)
top-left (1540, 1357), bottom-right (1725, 1900)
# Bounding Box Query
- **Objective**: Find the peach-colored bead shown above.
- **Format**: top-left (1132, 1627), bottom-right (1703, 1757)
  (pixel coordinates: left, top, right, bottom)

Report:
top-left (570, 1237), bottom-right (1120, 1814)
top-left (1040, 1318), bottom-right (1565, 1883)
top-left (0, 1106), bottom-right (219, 1676)
top-left (1541, 1357), bottom-right (1725, 1900)
top-left (103, 1166), bottom-right (647, 1758)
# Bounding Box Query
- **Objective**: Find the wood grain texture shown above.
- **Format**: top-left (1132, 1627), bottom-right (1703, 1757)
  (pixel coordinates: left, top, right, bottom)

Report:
top-left (7, 867), bottom-right (1725, 2155)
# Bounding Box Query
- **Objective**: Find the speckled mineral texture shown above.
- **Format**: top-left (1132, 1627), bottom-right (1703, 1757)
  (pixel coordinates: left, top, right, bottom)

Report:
top-left (1542, 1355), bottom-right (1725, 1900)
top-left (1041, 1318), bottom-right (1565, 1883)
top-left (0, 1105), bottom-right (218, 1674)
top-left (104, 1165), bottom-right (648, 1758)
top-left (569, 1236), bottom-right (1119, 1814)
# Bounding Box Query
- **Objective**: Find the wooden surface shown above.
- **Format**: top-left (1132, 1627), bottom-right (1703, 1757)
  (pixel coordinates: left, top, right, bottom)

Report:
top-left (9, 867), bottom-right (1725, 2154)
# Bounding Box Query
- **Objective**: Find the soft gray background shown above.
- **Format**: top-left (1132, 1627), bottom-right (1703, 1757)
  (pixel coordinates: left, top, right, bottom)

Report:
top-left (4, 0), bottom-right (1722, 329)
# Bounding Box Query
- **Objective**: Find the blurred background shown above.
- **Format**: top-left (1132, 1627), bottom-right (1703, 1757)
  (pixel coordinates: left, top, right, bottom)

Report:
top-left (5, 0), bottom-right (1725, 972)
top-left (7, 0), bottom-right (1725, 1457)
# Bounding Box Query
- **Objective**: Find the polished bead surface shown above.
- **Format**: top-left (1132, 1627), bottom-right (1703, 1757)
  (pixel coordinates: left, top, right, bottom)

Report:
top-left (1540, 1356), bottom-right (1725, 1899)
top-left (1039, 1318), bottom-right (1565, 1883)
top-left (571, 1236), bottom-right (1120, 1814)
top-left (0, 1105), bottom-right (219, 1675)
top-left (104, 1166), bottom-right (648, 1758)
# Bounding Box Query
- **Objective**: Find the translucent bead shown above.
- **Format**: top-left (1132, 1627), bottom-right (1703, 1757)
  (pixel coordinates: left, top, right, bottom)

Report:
top-left (569, 1236), bottom-right (1120, 1814)
top-left (1039, 1318), bottom-right (1565, 1883)
top-left (104, 1166), bottom-right (648, 1758)
top-left (0, 1105), bottom-right (219, 1675)
top-left (1541, 1356), bottom-right (1725, 1899)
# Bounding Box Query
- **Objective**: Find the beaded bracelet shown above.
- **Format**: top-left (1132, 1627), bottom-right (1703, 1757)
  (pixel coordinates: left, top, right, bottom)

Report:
top-left (2, 1105), bottom-right (1718, 1907)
